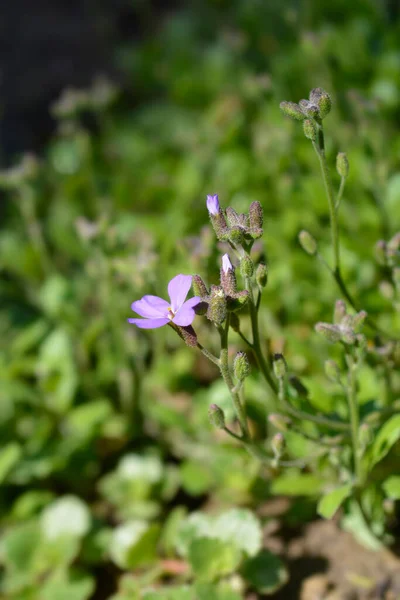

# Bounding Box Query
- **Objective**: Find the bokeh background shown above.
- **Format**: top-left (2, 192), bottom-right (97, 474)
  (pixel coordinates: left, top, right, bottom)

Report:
top-left (1, 1), bottom-right (400, 598)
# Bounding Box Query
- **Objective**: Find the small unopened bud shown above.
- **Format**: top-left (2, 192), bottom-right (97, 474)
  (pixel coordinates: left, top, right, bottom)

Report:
top-left (208, 404), bottom-right (225, 429)
top-left (336, 152), bottom-right (349, 178)
top-left (207, 195), bottom-right (229, 241)
top-left (171, 324), bottom-right (198, 347)
top-left (225, 206), bottom-right (241, 228)
top-left (220, 254), bottom-right (238, 297)
top-left (303, 118), bottom-right (318, 142)
top-left (233, 351), bottom-right (250, 381)
top-left (315, 322), bottom-right (342, 343)
top-left (240, 255), bottom-right (254, 278)
top-left (375, 240), bottom-right (387, 265)
top-left (192, 275), bottom-right (208, 299)
top-left (271, 433), bottom-right (285, 458)
top-left (317, 91), bottom-right (332, 119)
top-left (299, 230), bottom-right (317, 255)
top-left (299, 100), bottom-right (320, 119)
top-left (340, 326), bottom-right (356, 345)
top-left (249, 201), bottom-right (263, 230)
top-left (273, 354), bottom-right (287, 379)
top-left (229, 290), bottom-right (249, 311)
top-left (352, 310), bottom-right (367, 332)
top-left (324, 359), bottom-right (341, 382)
top-left (228, 226), bottom-right (244, 245)
top-left (279, 101), bottom-right (306, 121)
top-left (256, 263), bottom-right (268, 288)
top-left (334, 300), bottom-right (347, 324)
top-left (207, 286), bottom-right (227, 325)
top-left (268, 413), bottom-right (291, 432)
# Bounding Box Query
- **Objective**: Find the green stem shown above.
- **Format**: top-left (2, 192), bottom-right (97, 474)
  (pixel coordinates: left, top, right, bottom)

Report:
top-left (335, 176), bottom-right (346, 212)
top-left (244, 275), bottom-right (277, 394)
top-left (346, 355), bottom-right (362, 483)
top-left (223, 426), bottom-right (243, 442)
top-left (312, 134), bottom-right (340, 273)
top-left (219, 316), bottom-right (250, 439)
top-left (196, 343), bottom-right (220, 366)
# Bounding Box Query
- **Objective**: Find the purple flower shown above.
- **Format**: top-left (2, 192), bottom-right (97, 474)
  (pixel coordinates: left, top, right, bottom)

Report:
top-left (222, 253), bottom-right (233, 273)
top-left (206, 194), bottom-right (220, 216)
top-left (128, 274), bottom-right (201, 329)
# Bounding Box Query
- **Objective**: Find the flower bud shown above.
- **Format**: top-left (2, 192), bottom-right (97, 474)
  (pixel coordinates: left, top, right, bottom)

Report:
top-left (171, 324), bottom-right (198, 347)
top-left (192, 275), bottom-right (209, 299)
top-left (299, 100), bottom-right (320, 120)
top-left (336, 152), bottom-right (349, 178)
top-left (256, 263), bottom-right (268, 288)
top-left (334, 299), bottom-right (347, 324)
top-left (271, 433), bottom-right (285, 458)
top-left (225, 206), bottom-right (241, 228)
top-left (317, 91), bottom-right (332, 119)
top-left (340, 326), bottom-right (356, 345)
top-left (207, 195), bottom-right (229, 241)
top-left (233, 351), bottom-right (250, 381)
top-left (249, 201), bottom-right (263, 231)
top-left (240, 255), bottom-right (254, 278)
top-left (303, 118), bottom-right (318, 142)
top-left (351, 310), bottom-right (367, 332)
top-left (220, 254), bottom-right (238, 297)
top-left (208, 404), bottom-right (225, 429)
top-left (315, 322), bottom-right (342, 343)
top-left (324, 359), bottom-right (341, 382)
top-left (273, 353), bottom-right (287, 379)
top-left (299, 230), bottom-right (317, 255)
top-left (229, 290), bottom-right (250, 311)
top-left (228, 225), bottom-right (244, 245)
top-left (268, 413), bottom-right (291, 432)
top-left (279, 101), bottom-right (306, 121)
top-left (207, 286), bottom-right (227, 325)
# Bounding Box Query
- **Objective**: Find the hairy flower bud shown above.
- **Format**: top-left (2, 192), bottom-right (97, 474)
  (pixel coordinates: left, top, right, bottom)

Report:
top-left (317, 92), bottom-right (332, 119)
top-left (279, 101), bottom-right (306, 121)
top-left (225, 207), bottom-right (241, 228)
top-left (233, 351), bottom-right (250, 381)
top-left (220, 254), bottom-right (237, 297)
top-left (207, 286), bottom-right (227, 325)
top-left (299, 100), bottom-right (320, 120)
top-left (192, 274), bottom-right (208, 299)
top-left (256, 263), bottom-right (268, 288)
top-left (171, 324), bottom-right (198, 347)
top-left (273, 353), bottom-right (287, 379)
top-left (324, 359), bottom-right (341, 382)
top-left (299, 230), bottom-right (317, 255)
top-left (249, 201), bottom-right (263, 231)
top-left (303, 118), bottom-right (318, 142)
top-left (240, 255), bottom-right (254, 278)
top-left (208, 404), bottom-right (225, 429)
top-left (268, 413), bottom-right (291, 432)
top-left (228, 225), bottom-right (244, 245)
top-left (207, 195), bottom-right (229, 240)
top-left (315, 322), bottom-right (342, 343)
top-left (336, 152), bottom-right (349, 178)
top-left (352, 310), bottom-right (367, 332)
top-left (340, 326), bottom-right (356, 345)
top-left (334, 299), bottom-right (347, 324)
top-left (229, 290), bottom-right (250, 312)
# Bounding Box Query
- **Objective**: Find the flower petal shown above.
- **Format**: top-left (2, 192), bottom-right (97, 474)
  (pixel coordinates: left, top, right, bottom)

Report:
top-left (168, 274), bottom-right (192, 312)
top-left (131, 295), bottom-right (169, 318)
top-left (172, 296), bottom-right (201, 326)
top-left (128, 317), bottom-right (169, 329)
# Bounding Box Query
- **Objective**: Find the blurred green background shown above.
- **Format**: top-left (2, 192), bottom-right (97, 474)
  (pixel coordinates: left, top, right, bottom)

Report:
top-left (1, 1), bottom-right (400, 598)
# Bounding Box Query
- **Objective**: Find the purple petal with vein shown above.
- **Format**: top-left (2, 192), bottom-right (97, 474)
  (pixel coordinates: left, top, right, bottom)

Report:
top-left (131, 295), bottom-right (169, 318)
top-left (172, 296), bottom-right (201, 326)
top-left (127, 317), bottom-right (169, 329)
top-left (168, 274), bottom-right (192, 312)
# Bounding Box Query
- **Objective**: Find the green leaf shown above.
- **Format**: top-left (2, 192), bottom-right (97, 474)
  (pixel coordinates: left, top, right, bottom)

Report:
top-left (41, 496), bottom-right (91, 540)
top-left (382, 476), bottom-right (400, 499)
top-left (242, 550), bottom-right (288, 594)
top-left (369, 415), bottom-right (400, 468)
top-left (109, 521), bottom-right (160, 569)
top-left (271, 472), bottom-right (324, 496)
top-left (159, 506), bottom-right (188, 556)
top-left (317, 484), bottom-right (353, 519)
top-left (0, 443), bottom-right (22, 483)
top-left (188, 537), bottom-right (242, 581)
top-left (195, 582), bottom-right (242, 600)
top-left (142, 587), bottom-right (192, 600)
top-left (212, 509), bottom-right (262, 557)
top-left (41, 571), bottom-right (95, 600)
top-left (2, 520), bottom-right (40, 573)
top-left (180, 460), bottom-right (214, 496)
